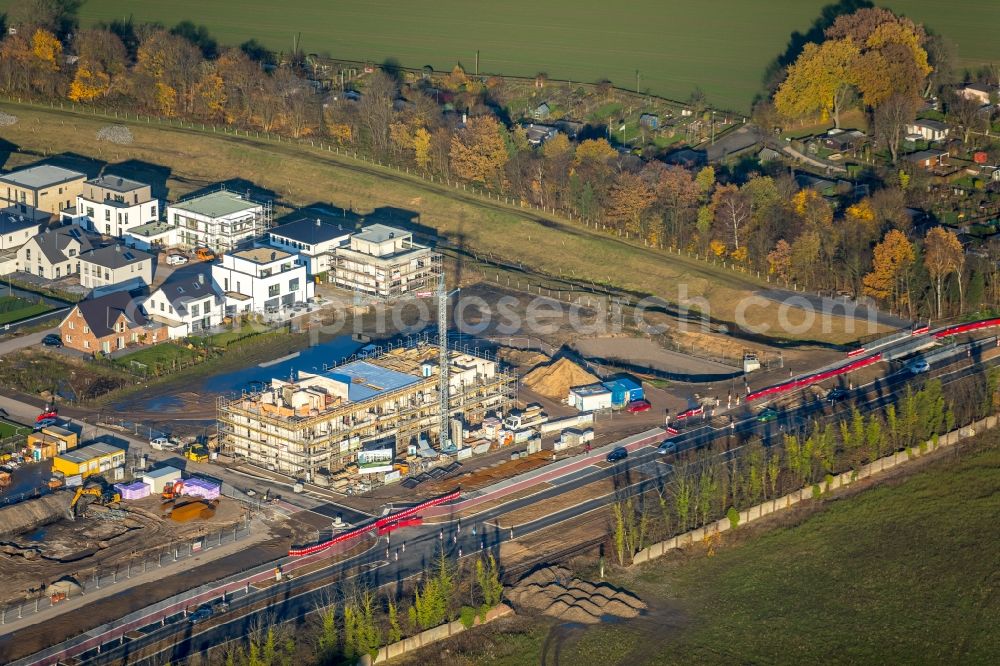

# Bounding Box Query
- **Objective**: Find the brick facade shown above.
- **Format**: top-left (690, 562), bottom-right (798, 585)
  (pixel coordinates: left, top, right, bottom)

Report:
top-left (60, 306), bottom-right (167, 354)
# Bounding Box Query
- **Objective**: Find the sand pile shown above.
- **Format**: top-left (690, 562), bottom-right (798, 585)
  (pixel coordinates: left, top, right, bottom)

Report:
top-left (522, 357), bottom-right (598, 399)
top-left (497, 348), bottom-right (549, 370)
top-left (507, 565), bottom-right (645, 624)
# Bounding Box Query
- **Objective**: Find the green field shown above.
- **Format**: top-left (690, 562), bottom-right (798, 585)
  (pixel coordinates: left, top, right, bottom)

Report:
top-left (0, 419), bottom-right (30, 439)
top-left (0, 295), bottom-right (52, 325)
top-left (13, 0), bottom-right (995, 111)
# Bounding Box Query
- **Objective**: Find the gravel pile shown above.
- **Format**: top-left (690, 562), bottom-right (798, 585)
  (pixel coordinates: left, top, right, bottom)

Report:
top-left (96, 124), bottom-right (134, 145)
top-left (506, 565), bottom-right (646, 624)
top-left (0, 111), bottom-right (17, 126)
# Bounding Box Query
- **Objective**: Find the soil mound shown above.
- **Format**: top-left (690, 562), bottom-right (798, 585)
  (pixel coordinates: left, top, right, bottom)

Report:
top-left (522, 358), bottom-right (599, 399)
top-left (508, 565), bottom-right (645, 625)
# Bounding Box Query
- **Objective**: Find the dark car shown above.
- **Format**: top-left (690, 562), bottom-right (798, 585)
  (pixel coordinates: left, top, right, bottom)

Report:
top-left (657, 440), bottom-right (678, 456)
top-left (42, 334), bottom-right (62, 348)
top-left (606, 447), bottom-right (629, 463)
top-left (826, 387), bottom-right (850, 403)
top-left (189, 605), bottom-right (214, 624)
top-left (757, 407), bottom-right (779, 423)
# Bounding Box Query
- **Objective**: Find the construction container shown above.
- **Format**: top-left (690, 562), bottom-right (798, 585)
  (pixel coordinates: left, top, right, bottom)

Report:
top-left (28, 426), bottom-right (78, 462)
top-left (143, 466), bottom-right (183, 494)
top-left (52, 443), bottom-right (125, 479)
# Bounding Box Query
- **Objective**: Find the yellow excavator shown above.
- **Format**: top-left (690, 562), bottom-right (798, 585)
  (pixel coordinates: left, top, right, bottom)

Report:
top-left (70, 484), bottom-right (121, 517)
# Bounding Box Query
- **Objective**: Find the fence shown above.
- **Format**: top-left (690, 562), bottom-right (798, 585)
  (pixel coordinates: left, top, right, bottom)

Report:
top-left (0, 519), bottom-right (252, 628)
top-left (631, 414), bottom-right (999, 567)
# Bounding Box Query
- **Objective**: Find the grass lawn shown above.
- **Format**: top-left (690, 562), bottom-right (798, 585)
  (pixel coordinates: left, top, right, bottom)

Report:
top-left (614, 432), bottom-right (1000, 664)
top-left (0, 296), bottom-right (52, 325)
top-left (0, 102), bottom-right (878, 344)
top-left (0, 419), bottom-right (30, 438)
top-left (11, 1), bottom-right (992, 112)
top-left (116, 343), bottom-right (202, 375)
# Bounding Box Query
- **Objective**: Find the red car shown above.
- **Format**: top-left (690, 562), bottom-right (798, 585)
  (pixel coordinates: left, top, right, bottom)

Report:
top-left (626, 399), bottom-right (651, 414)
top-left (36, 409), bottom-right (57, 423)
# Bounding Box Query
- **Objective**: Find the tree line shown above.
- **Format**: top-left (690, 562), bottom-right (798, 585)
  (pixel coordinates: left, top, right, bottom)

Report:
top-left (1, 2), bottom-right (996, 318)
top-left (611, 368), bottom-right (999, 566)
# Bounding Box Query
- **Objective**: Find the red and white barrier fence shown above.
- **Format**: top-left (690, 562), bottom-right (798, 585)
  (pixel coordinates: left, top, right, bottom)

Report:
top-left (289, 490), bottom-right (460, 557)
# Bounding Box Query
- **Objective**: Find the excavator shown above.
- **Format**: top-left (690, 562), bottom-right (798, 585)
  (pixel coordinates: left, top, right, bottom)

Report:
top-left (161, 479), bottom-right (185, 501)
top-left (70, 484), bottom-right (121, 517)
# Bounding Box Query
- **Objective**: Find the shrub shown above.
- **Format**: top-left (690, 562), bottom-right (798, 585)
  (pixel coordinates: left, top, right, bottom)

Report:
top-left (727, 506), bottom-right (740, 530)
top-left (811, 483), bottom-right (822, 500)
top-left (460, 605), bottom-right (476, 629)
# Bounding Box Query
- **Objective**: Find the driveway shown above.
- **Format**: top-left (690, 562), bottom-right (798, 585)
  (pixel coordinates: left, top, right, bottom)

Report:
top-left (0, 326), bottom-right (59, 356)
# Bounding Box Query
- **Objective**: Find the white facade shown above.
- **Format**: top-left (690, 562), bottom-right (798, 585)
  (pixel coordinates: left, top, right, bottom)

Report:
top-left (124, 221), bottom-right (180, 252)
top-left (334, 224), bottom-right (439, 299)
top-left (79, 245), bottom-right (155, 291)
top-left (167, 190), bottom-right (267, 253)
top-left (211, 247), bottom-right (314, 315)
top-left (74, 175), bottom-right (159, 237)
top-left (905, 121), bottom-right (950, 142)
top-left (145, 274), bottom-right (224, 338)
top-left (568, 384), bottom-right (613, 412)
top-left (267, 218), bottom-right (351, 275)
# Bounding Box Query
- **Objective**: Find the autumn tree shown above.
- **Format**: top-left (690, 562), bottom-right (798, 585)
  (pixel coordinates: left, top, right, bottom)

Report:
top-left (29, 28), bottom-right (64, 96)
top-left (863, 229), bottom-right (915, 314)
top-left (768, 239), bottom-right (793, 285)
top-left (606, 171), bottom-right (655, 236)
top-left (924, 226), bottom-right (964, 317)
top-left (68, 29), bottom-right (128, 102)
top-left (450, 115), bottom-right (509, 187)
top-left (774, 38), bottom-right (860, 127)
top-left (134, 30), bottom-right (204, 116)
top-left (0, 34), bottom-right (33, 93)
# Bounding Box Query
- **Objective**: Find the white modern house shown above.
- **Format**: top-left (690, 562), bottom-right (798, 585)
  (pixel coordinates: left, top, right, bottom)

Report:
top-left (144, 273), bottom-right (224, 338)
top-left (211, 247), bottom-right (313, 316)
top-left (124, 220), bottom-right (180, 252)
top-left (267, 217), bottom-right (351, 276)
top-left (166, 189), bottom-right (269, 253)
top-left (333, 224), bottom-right (440, 299)
top-left (79, 244), bottom-right (155, 292)
top-left (0, 205), bottom-right (50, 251)
top-left (69, 175), bottom-right (159, 237)
top-left (14, 225), bottom-right (96, 280)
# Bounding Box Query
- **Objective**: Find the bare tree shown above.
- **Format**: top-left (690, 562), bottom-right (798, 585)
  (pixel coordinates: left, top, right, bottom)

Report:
top-left (873, 94), bottom-right (918, 164)
top-left (359, 70), bottom-right (397, 156)
top-left (947, 92), bottom-right (987, 146)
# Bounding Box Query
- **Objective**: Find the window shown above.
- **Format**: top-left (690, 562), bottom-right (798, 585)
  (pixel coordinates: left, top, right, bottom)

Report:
top-left (105, 224), bottom-right (110, 235)
top-left (25, 248), bottom-right (30, 260)
top-left (159, 302), bottom-right (164, 311)
top-left (68, 248), bottom-right (77, 257)
top-left (86, 207), bottom-right (94, 217)
top-left (65, 335), bottom-right (72, 343)
top-left (105, 209), bottom-right (111, 221)
top-left (68, 320), bottom-right (74, 330)
top-left (191, 303), bottom-right (200, 317)
top-left (83, 340), bottom-right (90, 349)
top-left (150, 204), bottom-right (157, 218)
top-left (268, 284), bottom-right (280, 298)
top-left (83, 326), bottom-right (90, 334)
top-left (288, 278), bottom-right (299, 292)
top-left (58, 187), bottom-right (63, 195)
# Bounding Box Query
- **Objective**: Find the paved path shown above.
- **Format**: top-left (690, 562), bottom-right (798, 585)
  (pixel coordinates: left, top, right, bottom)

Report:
top-left (0, 326), bottom-right (58, 356)
top-left (782, 144), bottom-right (847, 172)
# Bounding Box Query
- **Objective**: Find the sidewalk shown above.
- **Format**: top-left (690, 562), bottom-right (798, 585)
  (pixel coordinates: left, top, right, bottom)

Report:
top-left (423, 427), bottom-right (664, 518)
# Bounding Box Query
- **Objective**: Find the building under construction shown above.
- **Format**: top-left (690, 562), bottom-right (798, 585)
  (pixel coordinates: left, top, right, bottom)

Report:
top-left (216, 341), bottom-right (516, 479)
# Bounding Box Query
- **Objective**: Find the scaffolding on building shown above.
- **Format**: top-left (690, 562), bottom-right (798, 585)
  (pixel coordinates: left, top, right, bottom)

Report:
top-left (215, 341), bottom-right (516, 480)
top-left (170, 185), bottom-right (274, 252)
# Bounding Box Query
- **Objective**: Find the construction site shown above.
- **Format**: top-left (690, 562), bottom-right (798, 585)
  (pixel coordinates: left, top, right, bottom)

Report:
top-left (216, 340), bottom-right (518, 487)
top-left (0, 446), bottom-right (250, 613)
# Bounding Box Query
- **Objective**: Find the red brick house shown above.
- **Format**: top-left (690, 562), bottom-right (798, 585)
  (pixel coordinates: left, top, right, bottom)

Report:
top-left (59, 291), bottom-right (167, 354)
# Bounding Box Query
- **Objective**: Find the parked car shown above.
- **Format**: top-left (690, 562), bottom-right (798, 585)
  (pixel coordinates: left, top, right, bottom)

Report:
top-left (657, 440), bottom-right (678, 456)
top-left (826, 387), bottom-right (850, 403)
top-left (188, 605), bottom-right (213, 624)
top-left (626, 399), bottom-right (651, 414)
top-left (41, 334), bottom-right (62, 348)
top-left (756, 407), bottom-right (779, 423)
top-left (34, 418), bottom-right (57, 430)
top-left (166, 253), bottom-right (189, 266)
top-left (36, 409), bottom-right (57, 422)
top-left (150, 437), bottom-right (171, 451)
top-left (606, 446), bottom-right (629, 463)
top-left (906, 358), bottom-right (930, 375)
top-left (195, 247), bottom-right (216, 261)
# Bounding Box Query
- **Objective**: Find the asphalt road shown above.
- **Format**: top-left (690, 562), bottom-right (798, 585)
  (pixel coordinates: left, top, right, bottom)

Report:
top-left (23, 338), bottom-right (994, 666)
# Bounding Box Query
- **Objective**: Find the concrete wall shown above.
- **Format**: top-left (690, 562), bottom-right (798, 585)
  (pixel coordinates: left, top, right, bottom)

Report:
top-left (370, 603), bottom-right (513, 664)
top-left (632, 415), bottom-right (993, 567)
